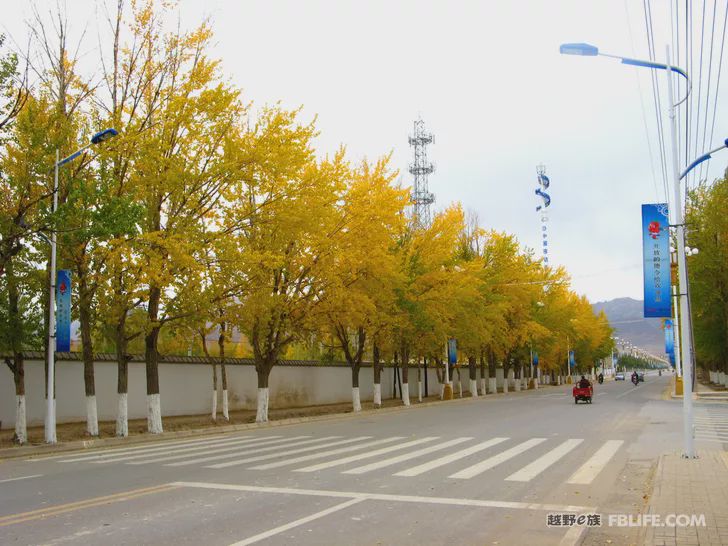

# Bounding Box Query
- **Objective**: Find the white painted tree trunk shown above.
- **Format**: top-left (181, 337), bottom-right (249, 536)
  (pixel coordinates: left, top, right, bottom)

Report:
top-left (211, 389), bottom-right (218, 421)
top-left (15, 395), bottom-right (26, 444)
top-left (147, 393), bottom-right (163, 434)
top-left (116, 393), bottom-right (128, 437)
top-left (255, 388), bottom-right (269, 422)
top-left (373, 383), bottom-right (382, 407)
top-left (503, 380), bottom-right (508, 394)
top-left (557, 375), bottom-right (562, 385)
top-left (480, 378), bottom-right (486, 396)
top-left (86, 395), bottom-right (99, 436)
top-left (488, 377), bottom-right (497, 394)
top-left (417, 380), bottom-right (423, 402)
top-left (457, 379), bottom-right (462, 397)
top-left (514, 380), bottom-right (520, 392)
top-left (470, 379), bottom-right (478, 398)
top-left (352, 387), bottom-right (361, 412)
top-left (439, 382), bottom-right (445, 400)
top-left (402, 382), bottom-right (410, 406)
top-left (222, 389), bottom-right (229, 420)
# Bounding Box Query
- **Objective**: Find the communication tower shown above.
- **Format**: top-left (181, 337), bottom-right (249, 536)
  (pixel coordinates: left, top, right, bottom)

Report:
top-left (409, 119), bottom-right (435, 229)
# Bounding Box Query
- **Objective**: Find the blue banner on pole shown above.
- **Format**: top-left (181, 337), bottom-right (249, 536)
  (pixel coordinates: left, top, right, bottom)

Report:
top-left (447, 339), bottom-right (457, 365)
top-left (56, 269), bottom-right (72, 352)
top-left (664, 319), bottom-right (675, 365)
top-left (569, 350), bottom-right (575, 368)
top-left (642, 203), bottom-right (671, 317)
top-left (532, 352), bottom-right (538, 367)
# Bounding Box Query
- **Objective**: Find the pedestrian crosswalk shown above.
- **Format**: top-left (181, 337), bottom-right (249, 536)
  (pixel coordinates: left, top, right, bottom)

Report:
top-left (53, 431), bottom-right (626, 486)
top-left (694, 407), bottom-right (728, 444)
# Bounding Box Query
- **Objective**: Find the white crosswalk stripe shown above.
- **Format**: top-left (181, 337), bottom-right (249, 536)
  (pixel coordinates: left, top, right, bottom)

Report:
top-left (341, 437), bottom-right (473, 475)
top-left (63, 435), bottom-right (264, 463)
top-left (249, 437), bottom-right (405, 470)
top-left (52, 435), bottom-right (229, 462)
top-left (166, 436), bottom-right (342, 467)
top-left (506, 439), bottom-right (583, 482)
top-left (449, 438), bottom-right (547, 479)
top-left (293, 437), bottom-right (440, 473)
top-left (204, 437), bottom-right (373, 469)
top-left (695, 410), bottom-right (728, 444)
top-left (394, 437), bottom-right (509, 477)
top-left (130, 436), bottom-right (313, 465)
top-left (567, 440), bottom-right (623, 484)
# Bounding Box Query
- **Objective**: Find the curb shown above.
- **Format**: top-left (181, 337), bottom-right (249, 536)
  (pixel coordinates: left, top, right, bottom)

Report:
top-left (1, 385), bottom-right (557, 460)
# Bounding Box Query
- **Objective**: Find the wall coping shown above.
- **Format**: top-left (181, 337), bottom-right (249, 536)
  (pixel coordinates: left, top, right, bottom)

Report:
top-left (4, 351), bottom-right (451, 369)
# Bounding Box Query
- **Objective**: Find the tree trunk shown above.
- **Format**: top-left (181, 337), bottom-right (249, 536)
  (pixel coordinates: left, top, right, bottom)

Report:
top-left (479, 352), bottom-right (487, 395)
top-left (372, 342), bottom-right (382, 407)
top-left (115, 314), bottom-right (130, 437)
top-left (218, 322), bottom-right (229, 420)
top-left (417, 361), bottom-right (422, 402)
top-left (144, 285), bottom-right (162, 433)
top-left (255, 359), bottom-right (273, 422)
top-left (434, 357), bottom-right (445, 399)
top-left (4, 262), bottom-right (26, 444)
top-left (400, 342), bottom-right (410, 406)
top-left (468, 355), bottom-right (478, 398)
top-left (78, 274), bottom-right (98, 436)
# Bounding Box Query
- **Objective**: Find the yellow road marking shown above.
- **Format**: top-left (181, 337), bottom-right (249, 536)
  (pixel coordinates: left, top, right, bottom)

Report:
top-left (0, 484), bottom-right (177, 527)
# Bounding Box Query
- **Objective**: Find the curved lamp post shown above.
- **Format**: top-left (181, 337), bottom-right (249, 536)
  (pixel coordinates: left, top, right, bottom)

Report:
top-left (560, 41), bottom-right (728, 458)
top-left (45, 128), bottom-right (118, 444)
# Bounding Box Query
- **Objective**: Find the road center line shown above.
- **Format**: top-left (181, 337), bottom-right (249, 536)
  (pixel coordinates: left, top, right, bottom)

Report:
top-left (172, 481), bottom-right (594, 513)
top-left (229, 498), bottom-right (365, 546)
top-left (0, 474), bottom-right (43, 484)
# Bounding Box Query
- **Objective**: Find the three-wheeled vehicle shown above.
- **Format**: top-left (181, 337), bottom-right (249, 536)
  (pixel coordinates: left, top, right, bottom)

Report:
top-left (572, 385), bottom-right (593, 404)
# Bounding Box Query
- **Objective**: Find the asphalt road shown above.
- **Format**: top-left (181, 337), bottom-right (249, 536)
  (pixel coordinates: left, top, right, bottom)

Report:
top-left (1, 372), bottom-right (726, 546)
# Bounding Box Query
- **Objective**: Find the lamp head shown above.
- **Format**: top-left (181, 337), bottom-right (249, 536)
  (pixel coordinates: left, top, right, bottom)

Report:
top-left (559, 43), bottom-right (599, 56)
top-left (91, 128), bottom-right (118, 145)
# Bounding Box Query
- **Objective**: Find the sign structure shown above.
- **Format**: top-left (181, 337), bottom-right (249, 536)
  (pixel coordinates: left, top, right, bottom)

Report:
top-left (56, 269), bottom-right (72, 352)
top-left (664, 319), bottom-right (675, 365)
top-left (642, 203), bottom-right (671, 317)
top-left (568, 350), bottom-right (575, 368)
top-left (532, 352), bottom-right (539, 367)
top-left (447, 339), bottom-right (457, 365)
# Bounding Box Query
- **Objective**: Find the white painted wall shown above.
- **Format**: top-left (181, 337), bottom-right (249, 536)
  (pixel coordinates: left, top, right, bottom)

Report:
top-left (0, 359), bottom-right (442, 429)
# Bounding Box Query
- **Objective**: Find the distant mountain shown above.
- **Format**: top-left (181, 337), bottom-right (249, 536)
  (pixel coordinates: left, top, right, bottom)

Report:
top-left (592, 297), bottom-right (665, 356)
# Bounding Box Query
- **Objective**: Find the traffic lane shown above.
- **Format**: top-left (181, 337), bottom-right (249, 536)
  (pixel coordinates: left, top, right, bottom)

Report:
top-left (0, 376), bottom-right (669, 516)
top-left (0, 485), bottom-right (351, 546)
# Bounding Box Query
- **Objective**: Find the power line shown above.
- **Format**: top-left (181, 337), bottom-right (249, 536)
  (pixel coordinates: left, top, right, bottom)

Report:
top-left (698, 0), bottom-right (718, 183)
top-left (704, 1), bottom-right (728, 179)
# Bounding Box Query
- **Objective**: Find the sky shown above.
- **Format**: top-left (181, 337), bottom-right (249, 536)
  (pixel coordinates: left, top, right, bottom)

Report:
top-left (2, 0), bottom-right (727, 304)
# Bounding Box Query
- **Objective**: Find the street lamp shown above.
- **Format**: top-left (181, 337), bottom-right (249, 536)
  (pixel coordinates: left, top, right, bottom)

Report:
top-left (559, 41), bottom-right (702, 458)
top-left (45, 128), bottom-right (118, 444)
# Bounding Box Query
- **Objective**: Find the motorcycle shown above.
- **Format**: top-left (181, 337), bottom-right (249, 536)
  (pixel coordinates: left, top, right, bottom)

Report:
top-left (631, 375), bottom-right (639, 386)
top-left (597, 375), bottom-right (604, 384)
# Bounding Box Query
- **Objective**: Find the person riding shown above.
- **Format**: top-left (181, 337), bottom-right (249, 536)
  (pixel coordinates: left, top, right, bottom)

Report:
top-left (598, 372), bottom-right (604, 383)
top-left (631, 370), bottom-right (639, 383)
top-left (578, 375), bottom-right (591, 389)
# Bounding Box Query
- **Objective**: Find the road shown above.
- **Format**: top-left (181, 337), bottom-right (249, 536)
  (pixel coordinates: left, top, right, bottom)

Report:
top-left (1, 373), bottom-right (726, 545)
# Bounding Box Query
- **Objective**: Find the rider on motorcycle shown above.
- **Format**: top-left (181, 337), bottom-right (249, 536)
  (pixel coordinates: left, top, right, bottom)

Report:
top-left (598, 372), bottom-right (604, 384)
top-left (578, 375), bottom-right (591, 389)
top-left (631, 370), bottom-right (639, 384)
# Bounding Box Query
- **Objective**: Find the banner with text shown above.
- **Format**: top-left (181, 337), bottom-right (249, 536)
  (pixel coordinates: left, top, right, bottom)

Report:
top-left (664, 319), bottom-right (675, 366)
top-left (56, 269), bottom-right (72, 352)
top-left (642, 203), bottom-right (671, 317)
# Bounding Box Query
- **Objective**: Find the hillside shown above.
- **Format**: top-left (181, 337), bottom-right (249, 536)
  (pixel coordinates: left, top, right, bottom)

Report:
top-left (592, 297), bottom-right (665, 356)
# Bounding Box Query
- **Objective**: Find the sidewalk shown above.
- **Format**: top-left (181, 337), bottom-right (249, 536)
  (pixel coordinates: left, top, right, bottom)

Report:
top-left (643, 450), bottom-right (728, 545)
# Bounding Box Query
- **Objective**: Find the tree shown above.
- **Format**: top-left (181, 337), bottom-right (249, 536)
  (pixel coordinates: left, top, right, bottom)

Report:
top-left (229, 108), bottom-right (347, 422)
top-left (317, 155), bottom-right (407, 411)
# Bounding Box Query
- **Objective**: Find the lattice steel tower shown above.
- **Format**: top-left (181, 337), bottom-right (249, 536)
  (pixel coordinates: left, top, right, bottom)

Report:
top-left (408, 119), bottom-right (435, 229)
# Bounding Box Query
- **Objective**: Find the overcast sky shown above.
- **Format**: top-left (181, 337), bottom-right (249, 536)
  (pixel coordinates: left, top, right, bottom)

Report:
top-left (3, 0), bottom-right (727, 303)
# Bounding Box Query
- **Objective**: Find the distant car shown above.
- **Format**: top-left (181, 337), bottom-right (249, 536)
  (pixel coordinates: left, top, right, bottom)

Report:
top-left (615, 372), bottom-right (626, 381)
top-left (638, 371), bottom-right (645, 382)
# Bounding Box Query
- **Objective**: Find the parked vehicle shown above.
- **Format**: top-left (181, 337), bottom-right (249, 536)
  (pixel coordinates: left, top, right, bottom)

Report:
top-left (615, 372), bottom-right (625, 381)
